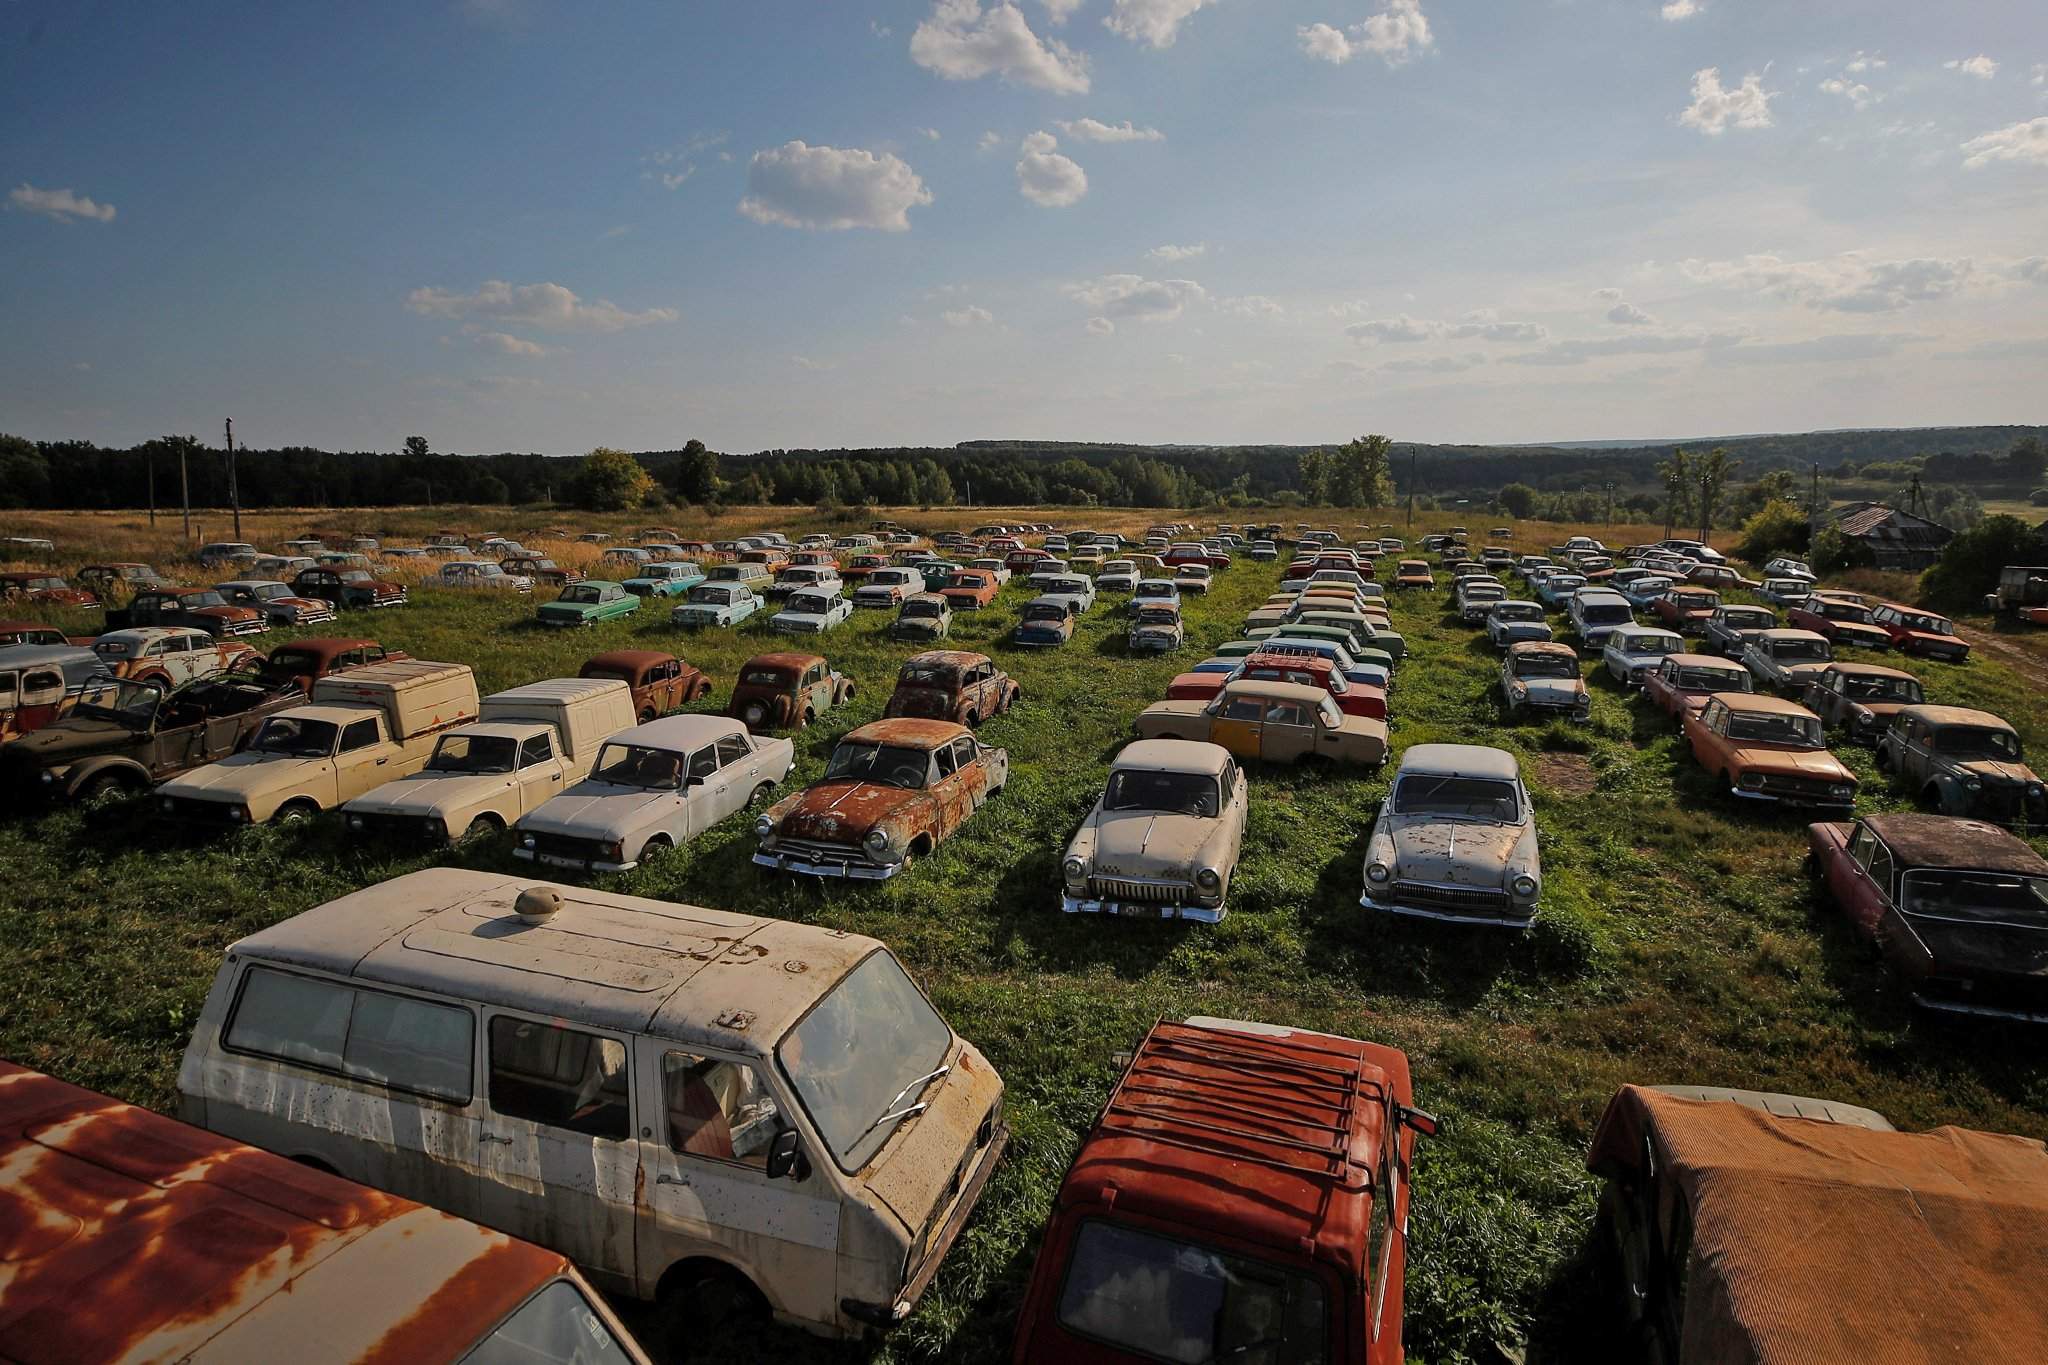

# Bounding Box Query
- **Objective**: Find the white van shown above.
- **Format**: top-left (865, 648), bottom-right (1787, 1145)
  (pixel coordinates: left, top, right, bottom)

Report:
top-left (177, 869), bottom-right (1008, 1344)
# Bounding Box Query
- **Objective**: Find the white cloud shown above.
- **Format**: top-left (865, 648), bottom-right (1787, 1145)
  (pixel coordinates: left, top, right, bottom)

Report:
top-left (1104, 0), bottom-right (1217, 48)
top-left (1042, 0), bottom-right (1086, 19)
top-left (1149, 242), bottom-right (1207, 261)
top-left (920, 127), bottom-right (942, 141)
top-left (977, 130), bottom-right (1004, 153)
top-left (943, 305), bottom-right (995, 326)
top-left (1844, 52), bottom-right (1886, 74)
top-left (468, 330), bottom-right (548, 357)
top-left (1819, 76), bottom-right (1875, 110)
top-left (1221, 295), bottom-right (1285, 317)
top-left (1058, 117), bottom-right (1164, 142)
top-left (1592, 286), bottom-right (1624, 301)
top-left (910, 0), bottom-right (1090, 94)
top-left (791, 355), bottom-right (836, 372)
top-left (642, 132), bottom-right (728, 190)
top-left (1676, 252), bottom-right (1976, 311)
top-left (1962, 117), bottom-right (2048, 168)
top-left (1086, 316), bottom-right (1116, 335)
top-left (1065, 273), bottom-right (1208, 321)
top-left (1345, 310), bottom-right (1548, 344)
top-left (1297, 0), bottom-right (1433, 67)
top-left (1380, 352), bottom-right (1487, 374)
top-left (8, 183), bottom-right (116, 223)
top-left (1679, 67), bottom-right (1774, 135)
top-left (1706, 332), bottom-right (1923, 365)
top-left (738, 141), bottom-right (932, 231)
top-left (1660, 0), bottom-right (1699, 20)
top-left (1607, 301), bottom-right (1656, 326)
top-left (1016, 131), bottom-right (1089, 206)
top-left (655, 168), bottom-right (694, 190)
top-left (2033, 63), bottom-right (2046, 87)
top-left (1500, 330), bottom-right (1743, 365)
top-left (406, 280), bottom-right (677, 332)
top-left (1945, 55), bottom-right (1998, 80)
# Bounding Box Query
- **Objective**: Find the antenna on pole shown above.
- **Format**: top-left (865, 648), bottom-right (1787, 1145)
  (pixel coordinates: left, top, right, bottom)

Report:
top-left (226, 418), bottom-right (241, 540)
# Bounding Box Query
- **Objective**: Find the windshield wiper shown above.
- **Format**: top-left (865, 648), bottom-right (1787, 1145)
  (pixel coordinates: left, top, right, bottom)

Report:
top-left (851, 1064), bottom-right (953, 1149)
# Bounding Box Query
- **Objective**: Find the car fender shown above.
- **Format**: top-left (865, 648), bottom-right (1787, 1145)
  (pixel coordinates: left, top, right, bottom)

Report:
top-left (61, 753), bottom-right (153, 797)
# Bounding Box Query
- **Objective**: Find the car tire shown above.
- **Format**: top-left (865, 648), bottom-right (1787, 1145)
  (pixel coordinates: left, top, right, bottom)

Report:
top-left (747, 783), bottom-right (774, 810)
top-left (642, 835), bottom-right (674, 862)
top-left (741, 701), bottom-right (769, 729)
top-left (639, 706), bottom-right (658, 724)
top-left (963, 709), bottom-right (979, 728)
top-left (459, 814), bottom-right (502, 844)
top-left (273, 800), bottom-right (319, 826)
top-left (656, 1267), bottom-right (768, 1360)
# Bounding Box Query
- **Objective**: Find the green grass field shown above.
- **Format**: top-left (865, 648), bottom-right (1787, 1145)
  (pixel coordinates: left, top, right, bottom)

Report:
top-left (4, 513), bottom-right (2047, 1364)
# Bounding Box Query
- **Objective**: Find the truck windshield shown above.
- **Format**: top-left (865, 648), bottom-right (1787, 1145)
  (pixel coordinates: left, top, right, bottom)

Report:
top-left (1104, 769), bottom-right (1219, 817)
top-left (1932, 727), bottom-right (2023, 761)
top-left (824, 742), bottom-right (929, 789)
top-left (1900, 871), bottom-right (2048, 927)
top-left (1055, 1220), bottom-right (1328, 1365)
top-left (775, 950), bottom-right (952, 1172)
top-left (1394, 775), bottom-right (1520, 820)
top-left (590, 744), bottom-right (684, 789)
top-left (251, 716), bottom-right (339, 757)
top-left (427, 734), bottom-right (517, 774)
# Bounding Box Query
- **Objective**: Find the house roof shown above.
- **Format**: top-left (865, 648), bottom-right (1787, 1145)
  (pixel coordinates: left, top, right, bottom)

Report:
top-left (1833, 501), bottom-right (1954, 541)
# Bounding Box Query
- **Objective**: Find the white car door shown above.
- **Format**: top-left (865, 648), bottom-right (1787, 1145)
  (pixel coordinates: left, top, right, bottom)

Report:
top-left (681, 742), bottom-right (735, 836)
top-left (634, 1044), bottom-right (841, 1322)
top-left (477, 1011), bottom-right (642, 1288)
top-left (516, 732), bottom-right (565, 814)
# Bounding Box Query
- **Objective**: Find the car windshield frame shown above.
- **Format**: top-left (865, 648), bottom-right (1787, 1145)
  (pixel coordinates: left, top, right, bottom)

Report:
top-left (774, 949), bottom-right (954, 1173)
top-left (1512, 655), bottom-right (1578, 680)
top-left (1675, 666), bottom-right (1748, 691)
top-left (251, 715), bottom-right (340, 758)
top-left (1932, 726), bottom-right (2023, 761)
top-left (1899, 869), bottom-right (2048, 927)
top-left (1392, 773), bottom-right (1521, 821)
top-left (1725, 713), bottom-right (1823, 747)
top-left (559, 586), bottom-right (605, 605)
top-left (1104, 768), bottom-right (1221, 816)
top-left (1842, 675), bottom-right (1922, 702)
top-left (425, 733), bottom-right (518, 775)
top-left (74, 678), bottom-right (163, 724)
top-left (823, 741), bottom-right (931, 788)
top-left (588, 742), bottom-right (687, 789)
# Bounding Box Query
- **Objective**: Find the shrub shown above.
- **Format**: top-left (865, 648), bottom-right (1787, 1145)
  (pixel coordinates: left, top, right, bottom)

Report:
top-left (1920, 514), bottom-right (2046, 609)
top-left (1807, 526), bottom-right (1872, 574)
top-left (1734, 498), bottom-right (1809, 565)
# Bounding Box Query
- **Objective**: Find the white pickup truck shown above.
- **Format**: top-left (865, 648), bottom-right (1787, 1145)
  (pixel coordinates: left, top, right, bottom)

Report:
top-left (157, 660), bottom-right (478, 825)
top-left (340, 677), bottom-right (637, 843)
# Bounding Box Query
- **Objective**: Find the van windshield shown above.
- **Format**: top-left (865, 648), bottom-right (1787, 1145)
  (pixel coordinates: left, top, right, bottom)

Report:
top-left (251, 716), bottom-right (339, 757)
top-left (1056, 1219), bottom-right (1328, 1365)
top-left (776, 950), bottom-right (952, 1171)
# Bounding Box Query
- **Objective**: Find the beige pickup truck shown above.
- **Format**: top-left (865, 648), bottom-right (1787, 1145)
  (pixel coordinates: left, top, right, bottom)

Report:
top-left (157, 660), bottom-right (479, 825)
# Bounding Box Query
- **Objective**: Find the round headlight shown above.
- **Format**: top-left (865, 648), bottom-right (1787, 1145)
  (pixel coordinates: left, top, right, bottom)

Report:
top-left (864, 828), bottom-right (890, 851)
top-left (754, 816), bottom-right (775, 838)
top-left (1063, 856), bottom-right (1086, 882)
top-left (228, 806), bottom-right (247, 823)
top-left (1831, 783), bottom-right (1855, 798)
top-left (520, 833), bottom-right (535, 849)
top-left (347, 814), bottom-right (365, 830)
top-left (2028, 783), bottom-right (2044, 798)
top-left (1738, 772), bottom-right (1765, 790)
top-left (160, 796), bottom-right (174, 811)
top-left (1195, 867), bottom-right (1221, 891)
top-left (1964, 777), bottom-right (1982, 792)
top-left (1366, 861), bottom-right (1392, 884)
top-left (1511, 874), bottom-right (1539, 898)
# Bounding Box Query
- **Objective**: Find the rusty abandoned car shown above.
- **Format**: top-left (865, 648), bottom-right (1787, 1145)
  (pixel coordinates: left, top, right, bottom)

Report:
top-left (727, 651), bottom-right (854, 732)
top-left (1060, 739), bottom-right (1247, 922)
top-left (883, 650), bottom-right (1019, 727)
top-left (1361, 744), bottom-right (1542, 928)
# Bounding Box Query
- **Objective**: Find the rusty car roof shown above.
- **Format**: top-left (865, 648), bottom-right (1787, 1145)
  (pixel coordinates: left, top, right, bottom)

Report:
top-left (1712, 692), bottom-right (1815, 716)
top-left (579, 648), bottom-right (681, 673)
top-left (1895, 704), bottom-right (2013, 730)
top-left (1861, 814), bottom-right (2048, 872)
top-left (843, 717), bottom-right (970, 749)
top-left (1663, 652), bottom-right (1745, 670)
top-left (740, 650), bottom-right (826, 672)
top-left (226, 868), bottom-right (884, 1051)
top-left (1508, 640), bottom-right (1579, 658)
top-left (1217, 679), bottom-right (1326, 705)
top-left (1059, 1020), bottom-right (1407, 1280)
top-left (0, 1060), bottom-right (615, 1365)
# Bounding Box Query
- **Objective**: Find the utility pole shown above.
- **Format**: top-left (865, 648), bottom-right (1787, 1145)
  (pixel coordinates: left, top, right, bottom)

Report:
top-left (1908, 472), bottom-right (1924, 517)
top-left (1603, 481), bottom-right (1615, 528)
top-left (1809, 462), bottom-right (1821, 542)
top-left (147, 449), bottom-right (157, 527)
top-left (225, 418), bottom-right (241, 540)
top-left (180, 439), bottom-right (191, 542)
top-left (1697, 472), bottom-right (1711, 544)
top-left (1406, 453), bottom-right (1418, 528)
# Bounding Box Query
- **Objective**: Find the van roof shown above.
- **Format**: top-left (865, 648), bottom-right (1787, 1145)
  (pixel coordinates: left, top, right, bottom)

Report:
top-left (0, 1060), bottom-right (591, 1364)
top-left (227, 868), bottom-right (882, 1052)
top-left (482, 677), bottom-right (625, 708)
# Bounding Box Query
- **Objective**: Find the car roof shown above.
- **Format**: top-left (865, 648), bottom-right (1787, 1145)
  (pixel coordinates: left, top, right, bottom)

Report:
top-left (1715, 692), bottom-right (1814, 716)
top-left (1113, 738), bottom-right (1232, 775)
top-left (0, 1061), bottom-right (593, 1365)
top-left (1896, 705), bottom-right (2012, 730)
top-left (1394, 743), bottom-right (1520, 779)
top-left (229, 869), bottom-right (883, 1054)
top-left (1815, 661), bottom-right (1916, 681)
top-left (485, 677), bottom-right (625, 708)
top-left (1862, 813), bottom-right (2047, 872)
top-left (1060, 1020), bottom-right (1405, 1278)
top-left (1219, 679), bottom-right (1326, 705)
top-left (607, 714), bottom-right (750, 749)
top-left (1756, 628), bottom-right (1829, 642)
top-left (1665, 652), bottom-right (1744, 669)
top-left (742, 651), bottom-right (824, 670)
top-left (844, 717), bottom-right (968, 748)
top-left (1509, 640), bottom-right (1577, 657)
top-left (0, 643), bottom-right (102, 669)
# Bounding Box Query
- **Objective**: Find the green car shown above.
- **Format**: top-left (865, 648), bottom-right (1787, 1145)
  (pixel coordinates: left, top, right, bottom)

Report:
top-left (537, 580), bottom-right (641, 627)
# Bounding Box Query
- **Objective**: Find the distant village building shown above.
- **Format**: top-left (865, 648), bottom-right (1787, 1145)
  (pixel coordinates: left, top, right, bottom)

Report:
top-left (1831, 502), bottom-right (1955, 571)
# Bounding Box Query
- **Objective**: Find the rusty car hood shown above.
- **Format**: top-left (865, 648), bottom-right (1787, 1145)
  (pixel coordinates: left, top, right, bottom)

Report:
top-left (1726, 745), bottom-right (1853, 779)
top-left (1387, 818), bottom-right (1529, 888)
top-left (776, 779), bottom-right (921, 843)
top-left (1090, 808), bottom-right (1213, 880)
top-left (1957, 760), bottom-right (2039, 785)
top-left (862, 1040), bottom-right (1005, 1235)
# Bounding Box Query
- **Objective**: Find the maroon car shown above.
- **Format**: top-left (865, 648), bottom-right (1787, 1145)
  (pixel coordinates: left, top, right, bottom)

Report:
top-left (1808, 812), bottom-right (2048, 1023)
top-left (0, 573), bottom-right (99, 609)
top-left (882, 650), bottom-right (1019, 727)
top-left (255, 637), bottom-right (411, 695)
top-left (1787, 598), bottom-right (1892, 652)
top-left (578, 649), bottom-right (711, 723)
top-left (1641, 652), bottom-right (1753, 724)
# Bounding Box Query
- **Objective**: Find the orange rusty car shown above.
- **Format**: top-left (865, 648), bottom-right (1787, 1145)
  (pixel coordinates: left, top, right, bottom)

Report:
top-left (579, 648), bottom-right (712, 722)
top-left (0, 1060), bottom-right (651, 1364)
top-left (1682, 691), bottom-right (1858, 811)
top-left (883, 650), bottom-right (1020, 727)
top-left (937, 567), bottom-right (1002, 611)
top-left (753, 718), bottom-right (1009, 878)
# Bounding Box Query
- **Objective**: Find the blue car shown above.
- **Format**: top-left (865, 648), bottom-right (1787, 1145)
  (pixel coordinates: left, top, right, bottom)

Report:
top-left (1535, 573), bottom-right (1588, 608)
top-left (622, 561), bottom-right (705, 599)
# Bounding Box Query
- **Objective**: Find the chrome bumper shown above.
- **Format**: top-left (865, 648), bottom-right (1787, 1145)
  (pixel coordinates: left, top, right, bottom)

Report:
top-left (752, 849), bottom-right (901, 879)
top-left (1360, 889), bottom-right (1536, 929)
top-left (1062, 892), bottom-right (1222, 923)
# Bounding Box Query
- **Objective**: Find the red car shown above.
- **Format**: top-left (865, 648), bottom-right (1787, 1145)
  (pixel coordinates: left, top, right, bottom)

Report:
top-left (0, 572), bottom-right (99, 609)
top-left (1163, 542), bottom-right (1231, 570)
top-left (1166, 652), bottom-right (1387, 720)
top-left (1786, 598), bottom-right (1892, 652)
top-left (1641, 652), bottom-right (1754, 723)
top-left (1011, 1018), bottom-right (1432, 1365)
top-left (1650, 585), bottom-right (1720, 631)
top-left (841, 553), bottom-right (889, 581)
top-left (1870, 602), bottom-right (1970, 662)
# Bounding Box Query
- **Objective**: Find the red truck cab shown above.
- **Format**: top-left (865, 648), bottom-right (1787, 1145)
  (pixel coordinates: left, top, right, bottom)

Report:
top-left (1012, 1018), bottom-right (1432, 1365)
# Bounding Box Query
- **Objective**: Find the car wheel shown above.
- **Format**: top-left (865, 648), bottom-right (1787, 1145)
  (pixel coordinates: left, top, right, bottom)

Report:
top-left (642, 835), bottom-right (674, 862)
top-left (458, 814), bottom-right (503, 844)
top-left (800, 706), bottom-right (816, 728)
top-left (963, 709), bottom-right (979, 728)
top-left (747, 783), bottom-right (775, 810)
top-left (79, 772), bottom-right (133, 803)
top-left (1874, 746), bottom-right (1892, 774)
top-left (656, 1267), bottom-right (768, 1361)
top-left (639, 706), bottom-right (657, 724)
top-left (273, 800), bottom-right (319, 826)
top-left (741, 700), bottom-right (769, 729)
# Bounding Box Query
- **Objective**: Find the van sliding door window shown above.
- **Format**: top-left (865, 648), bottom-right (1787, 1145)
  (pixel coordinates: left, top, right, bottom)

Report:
top-left (488, 1016), bottom-right (629, 1140)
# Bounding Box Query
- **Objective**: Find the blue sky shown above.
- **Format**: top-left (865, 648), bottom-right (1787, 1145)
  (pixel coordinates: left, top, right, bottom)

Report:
top-left (3, 0), bottom-right (2044, 454)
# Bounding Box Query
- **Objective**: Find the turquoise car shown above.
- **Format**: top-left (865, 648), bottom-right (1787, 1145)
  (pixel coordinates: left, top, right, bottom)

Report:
top-left (671, 582), bottom-right (764, 628)
top-left (537, 580), bottom-right (641, 627)
top-left (623, 561), bottom-right (705, 599)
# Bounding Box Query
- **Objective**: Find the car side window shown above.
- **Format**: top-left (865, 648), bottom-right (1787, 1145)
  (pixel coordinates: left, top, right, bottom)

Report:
top-left (714, 734), bottom-right (752, 767)
top-left (1220, 697), bottom-right (1265, 722)
top-left (1867, 845), bottom-right (1895, 896)
top-left (662, 1051), bottom-right (786, 1168)
top-left (1848, 827), bottom-right (1877, 867)
top-left (339, 718), bottom-right (381, 753)
top-left (687, 746), bottom-right (718, 782)
top-left (519, 734), bottom-right (553, 768)
top-left (950, 736), bottom-right (977, 772)
top-left (488, 1016), bottom-right (629, 1140)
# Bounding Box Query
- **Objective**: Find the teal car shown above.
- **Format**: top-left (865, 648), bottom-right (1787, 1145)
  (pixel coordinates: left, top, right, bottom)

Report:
top-left (537, 580), bottom-right (640, 627)
top-left (622, 561), bottom-right (705, 599)
top-left (671, 581), bottom-right (765, 628)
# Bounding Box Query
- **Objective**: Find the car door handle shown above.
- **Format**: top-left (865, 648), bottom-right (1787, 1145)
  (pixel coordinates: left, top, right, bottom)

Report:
top-left (480, 1133), bottom-right (513, 1146)
top-left (656, 1172), bottom-right (690, 1187)
top-left (375, 757), bottom-right (388, 765)
top-left (550, 773), bottom-right (561, 782)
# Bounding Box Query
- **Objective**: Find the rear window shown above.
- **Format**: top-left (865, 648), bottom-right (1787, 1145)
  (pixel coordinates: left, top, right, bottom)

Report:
top-left (225, 967), bottom-right (474, 1103)
top-left (1056, 1219), bottom-right (1329, 1365)
top-left (465, 1280), bottom-right (636, 1365)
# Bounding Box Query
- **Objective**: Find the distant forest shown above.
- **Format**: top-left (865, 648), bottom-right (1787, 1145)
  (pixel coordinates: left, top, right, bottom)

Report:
top-left (2, 425), bottom-right (2045, 513)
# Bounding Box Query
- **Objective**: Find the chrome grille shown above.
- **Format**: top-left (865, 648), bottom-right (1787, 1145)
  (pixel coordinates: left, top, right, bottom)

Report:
top-left (1389, 880), bottom-right (1509, 913)
top-left (775, 837), bottom-right (876, 869)
top-left (1088, 876), bottom-right (1190, 904)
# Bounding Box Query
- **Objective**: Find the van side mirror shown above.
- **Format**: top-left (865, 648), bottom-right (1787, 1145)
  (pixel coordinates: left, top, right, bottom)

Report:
top-left (766, 1128), bottom-right (809, 1181)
